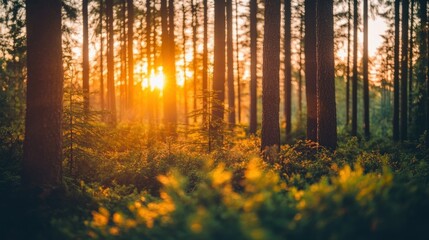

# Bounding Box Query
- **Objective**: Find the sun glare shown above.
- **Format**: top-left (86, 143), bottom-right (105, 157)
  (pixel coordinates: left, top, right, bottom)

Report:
top-left (141, 67), bottom-right (165, 91)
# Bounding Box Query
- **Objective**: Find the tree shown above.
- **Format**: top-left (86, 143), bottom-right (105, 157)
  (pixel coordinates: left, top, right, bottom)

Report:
top-left (127, 0), bottom-right (134, 109)
top-left (261, 0), bottom-right (281, 150)
top-left (99, 0), bottom-right (105, 112)
top-left (305, 0), bottom-right (317, 141)
top-left (393, 0), bottom-right (400, 141)
top-left (23, 0), bottom-right (63, 188)
top-left (401, 0), bottom-right (409, 141)
top-left (249, 0), bottom-right (257, 134)
top-left (284, 0), bottom-right (292, 139)
top-left (346, 0), bottom-right (351, 126)
top-left (192, 0), bottom-right (198, 123)
top-left (351, 0), bottom-right (358, 136)
top-left (203, 0), bottom-right (208, 125)
top-left (227, 0), bottom-right (235, 127)
top-left (235, 0), bottom-right (241, 123)
top-left (83, 0), bottom-right (89, 116)
top-left (211, 0), bottom-right (226, 147)
top-left (316, 0), bottom-right (337, 149)
top-left (416, 0), bottom-right (427, 141)
top-left (106, 0), bottom-right (117, 125)
top-left (363, 0), bottom-right (370, 139)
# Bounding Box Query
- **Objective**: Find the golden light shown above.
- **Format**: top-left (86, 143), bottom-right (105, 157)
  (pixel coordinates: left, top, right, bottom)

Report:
top-left (141, 67), bottom-right (165, 91)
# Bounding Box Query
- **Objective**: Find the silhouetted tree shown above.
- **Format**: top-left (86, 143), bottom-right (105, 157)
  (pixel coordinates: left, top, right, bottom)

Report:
top-left (83, 0), bottom-right (89, 116)
top-left (106, 0), bottom-right (117, 125)
top-left (363, 0), bottom-right (370, 138)
top-left (401, 0), bottom-right (409, 141)
top-left (284, 0), bottom-right (292, 139)
top-left (393, 0), bottom-right (400, 141)
top-left (352, 0), bottom-right (358, 136)
top-left (305, 0), bottom-right (317, 141)
top-left (227, 0), bottom-right (235, 127)
top-left (249, 0), bottom-right (257, 134)
top-left (261, 0), bottom-right (281, 150)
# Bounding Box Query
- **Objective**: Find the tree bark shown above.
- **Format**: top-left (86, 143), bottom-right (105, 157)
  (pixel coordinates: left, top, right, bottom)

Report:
top-left (363, 0), bottom-right (370, 139)
top-left (227, 0), bottom-right (235, 127)
top-left (83, 0), bottom-right (90, 116)
top-left (23, 0), bottom-right (63, 188)
top-left (127, 0), bottom-right (134, 109)
top-left (106, 0), bottom-right (117, 125)
top-left (249, 0), bottom-right (257, 134)
top-left (316, 0), bottom-right (337, 149)
top-left (393, 0), bottom-right (400, 141)
top-left (401, 0), bottom-right (409, 141)
top-left (261, 0), bottom-right (281, 150)
top-left (304, 0), bottom-right (317, 141)
top-left (284, 0), bottom-right (292, 139)
top-left (203, 0), bottom-right (208, 125)
top-left (352, 0), bottom-right (358, 136)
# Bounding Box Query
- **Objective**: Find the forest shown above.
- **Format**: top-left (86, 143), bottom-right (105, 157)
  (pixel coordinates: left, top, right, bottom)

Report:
top-left (0, 0), bottom-right (429, 239)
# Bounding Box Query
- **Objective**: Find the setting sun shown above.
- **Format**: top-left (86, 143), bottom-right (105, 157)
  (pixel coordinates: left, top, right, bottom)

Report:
top-left (141, 67), bottom-right (165, 91)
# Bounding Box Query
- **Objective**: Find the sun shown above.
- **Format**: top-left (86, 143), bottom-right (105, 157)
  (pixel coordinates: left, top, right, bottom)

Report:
top-left (141, 67), bottom-right (165, 91)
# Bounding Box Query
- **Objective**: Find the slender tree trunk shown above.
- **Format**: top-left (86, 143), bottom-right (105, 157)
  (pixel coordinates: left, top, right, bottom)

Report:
top-left (127, 0), bottom-right (134, 109)
top-left (363, 0), bottom-right (370, 139)
top-left (284, 0), bottom-right (292, 139)
top-left (203, 0), bottom-right (208, 125)
top-left (261, 0), bottom-right (281, 151)
top-left (401, 0), bottom-right (409, 141)
top-left (164, 0), bottom-right (177, 135)
top-left (352, 0), bottom-right (358, 136)
top-left (83, 0), bottom-right (90, 116)
top-left (183, 3), bottom-right (189, 126)
top-left (408, 0), bottom-right (414, 127)
top-left (305, 0), bottom-right (317, 141)
top-left (106, 0), bottom-right (117, 125)
top-left (212, 0), bottom-right (226, 147)
top-left (227, 0), bottom-right (235, 127)
top-left (316, 0), bottom-right (337, 149)
top-left (235, 0), bottom-right (241, 123)
top-left (146, 0), bottom-right (153, 125)
top-left (393, 0), bottom-right (400, 141)
top-left (192, 0), bottom-right (198, 123)
top-left (100, 0), bottom-right (105, 112)
top-left (23, 0), bottom-right (63, 188)
top-left (119, 0), bottom-right (127, 118)
top-left (249, 0), bottom-right (257, 134)
top-left (346, 0), bottom-right (351, 126)
top-left (298, 10), bottom-right (304, 128)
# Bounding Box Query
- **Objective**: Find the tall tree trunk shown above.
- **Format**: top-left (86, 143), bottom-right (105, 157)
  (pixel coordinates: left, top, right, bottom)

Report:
top-left (401, 0), bottom-right (409, 141)
top-left (416, 0), bottom-right (427, 144)
top-left (351, 0), bottom-right (358, 136)
top-left (83, 0), bottom-right (90, 116)
top-left (119, 0), bottom-right (127, 118)
top-left (227, 0), bottom-right (235, 127)
top-left (212, 0), bottom-right (226, 147)
top-left (346, 0), bottom-right (351, 126)
top-left (127, 0), bottom-right (134, 109)
top-left (164, 0), bottom-right (177, 135)
top-left (100, 0), bottom-right (105, 112)
top-left (23, 0), bottom-right (63, 188)
top-left (203, 0), bottom-right (208, 125)
top-left (106, 0), bottom-right (117, 125)
top-left (146, 0), bottom-right (153, 125)
top-left (316, 0), bottom-right (337, 149)
top-left (261, 0), bottom-right (281, 151)
top-left (393, 0), bottom-right (400, 141)
top-left (363, 0), bottom-right (370, 139)
top-left (249, 0), bottom-right (257, 134)
top-left (408, 0), bottom-right (414, 127)
top-left (298, 9), bottom-right (304, 128)
top-left (305, 0), bottom-right (317, 141)
top-left (284, 0), bottom-right (292, 139)
top-left (192, 0), bottom-right (198, 123)
top-left (183, 3), bottom-right (189, 126)
top-left (235, 0), bottom-right (241, 123)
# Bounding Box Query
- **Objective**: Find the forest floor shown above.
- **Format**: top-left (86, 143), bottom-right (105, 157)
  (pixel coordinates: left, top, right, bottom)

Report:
top-left (1, 124), bottom-right (429, 239)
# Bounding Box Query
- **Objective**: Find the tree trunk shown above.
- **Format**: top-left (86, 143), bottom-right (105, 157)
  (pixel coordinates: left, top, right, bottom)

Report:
top-left (351, 0), bottom-right (358, 136)
top-left (100, 0), bottom-right (105, 112)
top-left (83, 0), bottom-right (90, 116)
top-left (183, 3), bottom-right (189, 126)
top-left (23, 0), bottom-right (63, 188)
top-left (261, 0), bottom-right (281, 150)
top-left (284, 0), bottom-right (292, 139)
top-left (393, 0), bottom-right (400, 141)
top-left (363, 0), bottom-right (370, 139)
top-left (106, 0), bottom-right (117, 125)
top-left (401, 0), bottom-right (409, 141)
top-left (316, 0), bottom-right (337, 149)
top-left (127, 0), bottom-right (134, 109)
top-left (192, 0), bottom-right (198, 123)
top-left (211, 0), bottom-right (226, 147)
top-left (235, 0), bottom-right (241, 123)
top-left (249, 0), bottom-right (257, 134)
top-left (227, 0), bottom-right (235, 127)
top-left (408, 0), bottom-right (414, 127)
top-left (346, 0), bottom-right (351, 126)
top-left (203, 0), bottom-right (208, 125)
top-left (305, 0), bottom-right (317, 141)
